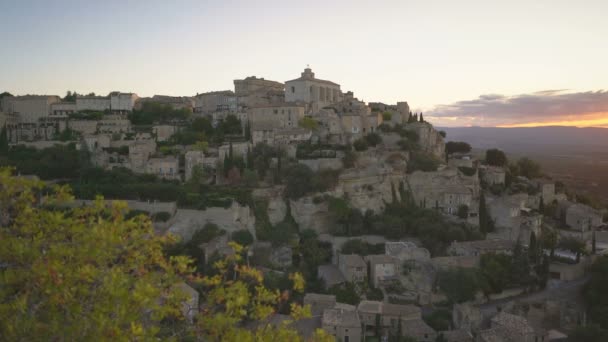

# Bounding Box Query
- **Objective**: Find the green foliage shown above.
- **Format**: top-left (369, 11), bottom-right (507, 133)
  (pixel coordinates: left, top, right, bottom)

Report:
top-left (298, 117), bottom-right (318, 130)
top-left (559, 237), bottom-right (587, 261)
top-left (445, 141), bottom-right (471, 155)
top-left (583, 256), bottom-right (608, 330)
top-left (0, 126), bottom-right (8, 155)
top-left (68, 111), bottom-right (104, 120)
top-left (480, 253), bottom-right (512, 293)
top-left (353, 138), bottom-right (369, 151)
top-left (154, 211), bottom-right (172, 222)
top-left (458, 166), bottom-right (476, 176)
top-left (423, 309), bottom-right (452, 331)
top-left (400, 129), bottom-right (419, 142)
top-left (366, 287), bottom-right (384, 301)
top-left (328, 283), bottom-right (360, 305)
top-left (568, 325), bottom-right (608, 342)
top-left (284, 164), bottom-right (339, 199)
top-left (382, 111), bottom-right (393, 121)
top-left (0, 169), bottom-right (191, 340)
top-left (517, 157), bottom-right (542, 179)
top-left (365, 132), bottom-right (383, 147)
top-left (340, 239), bottom-right (385, 256)
top-left (407, 151), bottom-right (440, 173)
top-left (129, 101), bottom-right (191, 125)
top-left (437, 269), bottom-right (481, 303)
top-left (439, 131), bottom-right (446, 138)
top-left (457, 204), bottom-right (469, 219)
top-left (485, 148), bottom-right (507, 167)
top-left (1, 144), bottom-right (84, 180)
top-left (231, 229), bottom-right (254, 246)
top-left (479, 192), bottom-right (495, 234)
top-left (192, 117), bottom-right (213, 135)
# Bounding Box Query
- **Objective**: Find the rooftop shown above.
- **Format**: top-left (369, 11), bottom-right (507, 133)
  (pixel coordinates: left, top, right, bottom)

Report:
top-left (450, 239), bottom-right (514, 251)
top-left (322, 308), bottom-right (360, 327)
top-left (285, 68), bottom-right (340, 86)
top-left (339, 254), bottom-right (366, 268)
top-left (491, 312), bottom-right (535, 334)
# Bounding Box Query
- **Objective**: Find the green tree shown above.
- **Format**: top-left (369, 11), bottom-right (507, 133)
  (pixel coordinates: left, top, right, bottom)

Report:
top-left (529, 231), bottom-right (538, 263)
top-left (0, 169), bottom-right (191, 340)
top-left (559, 237), bottom-right (587, 262)
top-left (485, 148), bottom-right (507, 167)
top-left (0, 125), bottom-right (8, 155)
top-left (457, 204), bottom-right (469, 219)
top-left (445, 141), bottom-right (472, 155)
top-left (231, 229), bottom-right (254, 246)
top-left (284, 164), bottom-right (314, 199)
top-left (298, 117), bottom-right (318, 130)
top-left (517, 157), bottom-right (542, 179)
top-left (419, 112), bottom-right (424, 122)
top-left (479, 192), bottom-right (494, 234)
top-left (583, 256), bottom-right (608, 330)
top-left (437, 269), bottom-right (481, 303)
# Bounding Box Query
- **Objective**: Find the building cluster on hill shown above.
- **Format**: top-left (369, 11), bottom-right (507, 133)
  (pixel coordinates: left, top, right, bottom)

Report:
top-left (1, 66), bottom-right (606, 341)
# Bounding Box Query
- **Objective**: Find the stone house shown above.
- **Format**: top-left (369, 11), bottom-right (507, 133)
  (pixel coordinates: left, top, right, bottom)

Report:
top-left (76, 95), bottom-right (110, 112)
top-left (98, 115), bottom-right (131, 134)
top-left (407, 168), bottom-right (480, 219)
top-left (448, 154), bottom-right (474, 169)
top-left (135, 95), bottom-right (194, 111)
top-left (447, 239), bottom-right (514, 257)
top-left (146, 156), bottom-right (180, 180)
top-left (317, 264), bottom-right (346, 288)
top-left (365, 254), bottom-right (401, 288)
top-left (368, 101), bottom-right (410, 126)
top-left (338, 254), bottom-right (366, 283)
top-left (50, 101), bottom-right (76, 118)
top-left (322, 308), bottom-right (361, 342)
top-left (193, 90), bottom-right (237, 114)
top-left (109, 92), bottom-right (138, 113)
top-left (69, 120), bottom-right (99, 135)
top-left (218, 141), bottom-right (250, 161)
top-left (153, 124), bottom-right (178, 142)
top-left (564, 203), bottom-right (603, 232)
top-left (185, 150), bottom-right (205, 181)
top-left (535, 179), bottom-right (556, 203)
top-left (247, 103), bottom-right (305, 129)
top-left (304, 293), bottom-right (337, 316)
top-left (128, 140), bottom-right (157, 173)
top-left (385, 241), bottom-right (431, 263)
top-left (400, 318), bottom-right (437, 342)
top-left (479, 165), bottom-right (506, 186)
top-left (357, 300), bottom-right (423, 335)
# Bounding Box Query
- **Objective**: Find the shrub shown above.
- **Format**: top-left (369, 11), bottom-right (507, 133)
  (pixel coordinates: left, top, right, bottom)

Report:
top-left (231, 229), bottom-right (254, 246)
top-left (365, 133), bottom-right (382, 147)
top-left (382, 111), bottom-right (392, 121)
top-left (153, 211), bottom-right (172, 222)
top-left (407, 151), bottom-right (440, 173)
top-left (353, 138), bottom-right (368, 151)
top-left (457, 205), bottom-right (469, 219)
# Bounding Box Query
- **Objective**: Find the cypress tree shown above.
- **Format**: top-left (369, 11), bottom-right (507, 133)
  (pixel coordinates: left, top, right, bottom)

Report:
top-left (539, 196), bottom-right (545, 213)
top-left (419, 112), bottom-right (424, 122)
top-left (592, 230), bottom-right (597, 255)
top-left (479, 192), bottom-right (489, 235)
top-left (0, 126), bottom-right (8, 155)
top-left (529, 231), bottom-right (537, 263)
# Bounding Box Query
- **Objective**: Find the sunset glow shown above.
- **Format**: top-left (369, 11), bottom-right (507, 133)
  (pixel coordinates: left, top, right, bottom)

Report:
top-left (497, 113), bottom-right (608, 128)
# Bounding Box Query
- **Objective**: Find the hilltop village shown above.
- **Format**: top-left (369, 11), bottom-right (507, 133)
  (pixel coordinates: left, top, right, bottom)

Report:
top-left (1, 68), bottom-right (607, 341)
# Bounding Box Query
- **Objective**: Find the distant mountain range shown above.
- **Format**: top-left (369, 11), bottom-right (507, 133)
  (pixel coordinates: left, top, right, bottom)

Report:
top-left (439, 126), bottom-right (608, 156)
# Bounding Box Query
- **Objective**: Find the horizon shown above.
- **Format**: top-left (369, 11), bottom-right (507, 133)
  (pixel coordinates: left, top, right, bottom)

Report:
top-left (1, 0), bottom-right (607, 128)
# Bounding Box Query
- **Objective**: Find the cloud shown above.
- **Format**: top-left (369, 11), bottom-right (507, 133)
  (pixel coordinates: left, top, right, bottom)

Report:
top-left (426, 90), bottom-right (608, 127)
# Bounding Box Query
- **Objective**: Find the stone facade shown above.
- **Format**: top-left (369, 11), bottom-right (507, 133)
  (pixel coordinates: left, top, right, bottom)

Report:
top-left (285, 68), bottom-right (342, 112)
top-left (304, 293), bottom-right (337, 316)
top-left (146, 156), bottom-right (180, 180)
top-left (194, 90), bottom-right (237, 114)
top-left (185, 150), bottom-right (205, 181)
top-left (447, 239), bottom-right (514, 257)
top-left (234, 76), bottom-right (285, 108)
top-left (365, 254), bottom-right (401, 288)
top-left (109, 92), bottom-right (138, 113)
top-left (480, 165), bottom-right (506, 185)
top-left (322, 308), bottom-right (362, 342)
top-left (153, 124), bottom-right (178, 142)
top-left (76, 95), bottom-right (110, 112)
top-left (405, 122), bottom-right (446, 160)
top-left (135, 95), bottom-right (194, 111)
top-left (248, 103), bottom-right (305, 129)
top-left (338, 254), bottom-right (366, 283)
top-left (4, 95), bottom-right (60, 123)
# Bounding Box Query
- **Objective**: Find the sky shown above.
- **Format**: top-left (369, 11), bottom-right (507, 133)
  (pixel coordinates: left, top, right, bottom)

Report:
top-left (1, 0), bottom-right (607, 127)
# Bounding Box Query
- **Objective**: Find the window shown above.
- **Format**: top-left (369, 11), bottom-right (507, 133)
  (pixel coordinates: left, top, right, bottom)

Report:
top-left (344, 336), bottom-right (349, 342)
top-left (291, 86), bottom-right (295, 93)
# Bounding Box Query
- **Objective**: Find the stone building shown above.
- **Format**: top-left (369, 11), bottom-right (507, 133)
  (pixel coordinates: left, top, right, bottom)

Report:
top-left (337, 254), bottom-right (366, 283)
top-left (369, 101), bottom-right (411, 126)
top-left (365, 254), bottom-right (401, 288)
top-left (285, 67), bottom-right (342, 112)
top-left (153, 124), bottom-right (178, 142)
top-left (304, 293), bottom-right (337, 316)
top-left (194, 90), bottom-right (237, 114)
top-left (145, 156), bottom-right (180, 180)
top-left (109, 92), bottom-right (139, 113)
top-left (358, 301), bottom-right (424, 337)
top-left (322, 308), bottom-right (361, 342)
top-left (479, 165), bottom-right (506, 185)
top-left (184, 150), bottom-right (205, 181)
top-left (135, 95), bottom-right (194, 111)
top-left (447, 239), bottom-right (514, 257)
top-left (405, 122), bottom-right (446, 160)
top-left (563, 202), bottom-right (603, 232)
top-left (218, 141), bottom-right (251, 161)
top-left (234, 76), bottom-right (285, 107)
top-left (3, 95), bottom-right (60, 123)
top-left (535, 179), bottom-right (556, 203)
top-left (98, 115), bottom-right (131, 134)
top-left (76, 95), bottom-right (111, 112)
top-left (50, 101), bottom-right (77, 118)
top-left (407, 168), bottom-right (480, 219)
top-left (385, 241), bottom-right (431, 263)
top-left (128, 140), bottom-right (157, 173)
top-left (247, 102), bottom-right (305, 130)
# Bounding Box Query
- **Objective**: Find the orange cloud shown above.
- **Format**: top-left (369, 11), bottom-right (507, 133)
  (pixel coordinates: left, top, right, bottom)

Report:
top-left (497, 112), bottom-right (608, 128)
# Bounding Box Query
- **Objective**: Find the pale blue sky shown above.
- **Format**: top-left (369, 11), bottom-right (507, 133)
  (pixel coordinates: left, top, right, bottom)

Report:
top-left (1, 0), bottom-right (607, 125)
